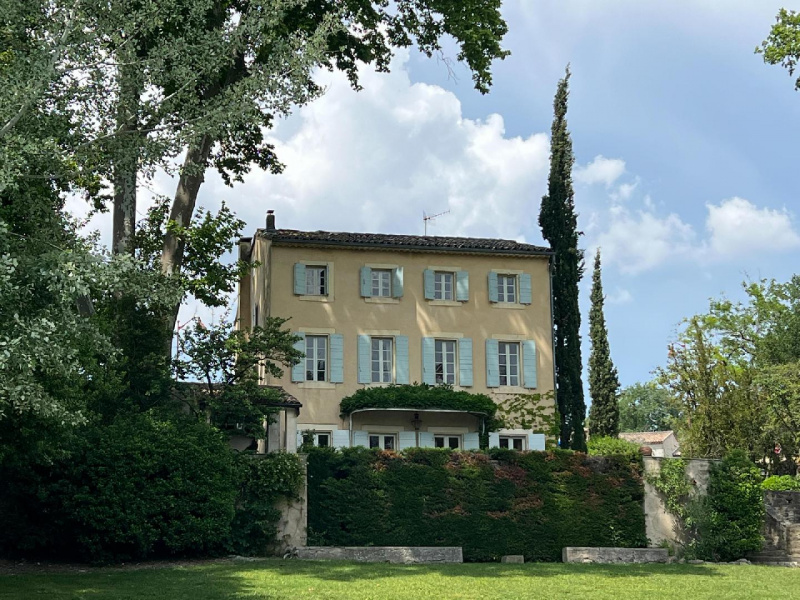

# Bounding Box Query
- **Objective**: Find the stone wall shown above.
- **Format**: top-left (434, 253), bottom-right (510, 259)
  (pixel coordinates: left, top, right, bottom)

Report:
top-left (643, 457), bottom-right (715, 548)
top-left (270, 455), bottom-right (308, 554)
top-left (296, 546), bottom-right (463, 564)
top-left (562, 547), bottom-right (668, 564)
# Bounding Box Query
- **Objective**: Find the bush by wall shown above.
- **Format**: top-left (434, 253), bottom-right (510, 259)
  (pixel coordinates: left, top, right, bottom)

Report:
top-left (587, 436), bottom-right (641, 461)
top-left (762, 475), bottom-right (800, 491)
top-left (307, 447), bottom-right (647, 561)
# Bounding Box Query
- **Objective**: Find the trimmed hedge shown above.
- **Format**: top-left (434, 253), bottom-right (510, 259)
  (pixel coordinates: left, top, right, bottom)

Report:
top-left (307, 447), bottom-right (647, 561)
top-left (339, 384), bottom-right (497, 421)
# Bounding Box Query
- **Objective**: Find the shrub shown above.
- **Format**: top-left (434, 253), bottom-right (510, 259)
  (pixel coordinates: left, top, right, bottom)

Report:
top-left (306, 447), bottom-right (647, 561)
top-left (587, 436), bottom-right (641, 461)
top-left (762, 475), bottom-right (800, 491)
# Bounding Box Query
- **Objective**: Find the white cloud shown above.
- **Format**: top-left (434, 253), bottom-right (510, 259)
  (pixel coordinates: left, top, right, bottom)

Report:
top-left (704, 197), bottom-right (800, 258)
top-left (574, 155), bottom-right (626, 187)
top-left (607, 287), bottom-right (633, 305)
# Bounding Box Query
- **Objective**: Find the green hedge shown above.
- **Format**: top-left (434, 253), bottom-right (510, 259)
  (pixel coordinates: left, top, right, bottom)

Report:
top-left (307, 447), bottom-right (647, 561)
top-left (339, 384), bottom-right (497, 421)
top-left (762, 475), bottom-right (800, 491)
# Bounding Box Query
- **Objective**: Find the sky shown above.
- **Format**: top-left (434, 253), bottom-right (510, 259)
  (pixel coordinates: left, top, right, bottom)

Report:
top-left (70, 0), bottom-right (800, 391)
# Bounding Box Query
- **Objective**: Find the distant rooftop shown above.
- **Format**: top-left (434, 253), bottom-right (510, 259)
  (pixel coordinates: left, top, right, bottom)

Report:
top-left (619, 431), bottom-right (675, 445)
top-left (256, 228), bottom-right (552, 257)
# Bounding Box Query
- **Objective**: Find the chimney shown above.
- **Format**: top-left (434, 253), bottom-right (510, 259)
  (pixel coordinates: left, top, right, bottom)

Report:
top-left (266, 210), bottom-right (276, 231)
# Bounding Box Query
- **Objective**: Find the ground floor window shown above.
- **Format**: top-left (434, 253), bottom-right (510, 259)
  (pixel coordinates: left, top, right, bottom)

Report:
top-left (499, 436), bottom-right (526, 451)
top-left (434, 434), bottom-right (461, 449)
top-left (369, 433), bottom-right (396, 450)
top-left (314, 432), bottom-right (331, 448)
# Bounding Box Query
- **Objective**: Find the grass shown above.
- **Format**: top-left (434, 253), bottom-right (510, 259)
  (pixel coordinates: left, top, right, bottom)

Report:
top-left (2, 559), bottom-right (800, 599)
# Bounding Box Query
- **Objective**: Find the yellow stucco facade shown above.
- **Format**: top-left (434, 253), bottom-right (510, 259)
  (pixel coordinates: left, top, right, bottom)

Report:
top-left (237, 223), bottom-right (555, 452)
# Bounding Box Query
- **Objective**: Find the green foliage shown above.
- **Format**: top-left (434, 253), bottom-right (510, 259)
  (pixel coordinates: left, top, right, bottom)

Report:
top-left (339, 384), bottom-right (498, 427)
top-left (587, 436), bottom-right (642, 463)
top-left (588, 249), bottom-right (620, 437)
top-left (619, 382), bottom-right (680, 432)
top-left (538, 67), bottom-right (586, 451)
top-left (229, 453), bottom-right (304, 556)
top-left (647, 459), bottom-right (693, 520)
top-left (758, 9), bottom-right (800, 90)
top-left (495, 392), bottom-right (559, 446)
top-left (306, 447), bottom-right (647, 561)
top-left (762, 475), bottom-right (800, 491)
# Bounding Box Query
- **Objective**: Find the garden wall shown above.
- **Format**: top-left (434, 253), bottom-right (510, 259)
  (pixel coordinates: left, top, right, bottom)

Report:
top-left (306, 447), bottom-right (647, 562)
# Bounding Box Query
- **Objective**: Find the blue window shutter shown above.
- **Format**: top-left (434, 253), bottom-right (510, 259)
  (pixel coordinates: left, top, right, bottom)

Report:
top-left (418, 432), bottom-right (435, 448)
top-left (522, 339), bottom-right (537, 389)
top-left (392, 267), bottom-right (404, 298)
top-left (421, 337), bottom-right (436, 385)
top-left (398, 431), bottom-right (416, 450)
top-left (360, 267), bottom-right (372, 297)
top-left (520, 273), bottom-right (532, 305)
top-left (357, 335), bottom-right (371, 383)
top-left (332, 429), bottom-right (350, 449)
top-left (395, 336), bottom-right (409, 384)
top-left (488, 271), bottom-right (498, 303)
top-left (486, 339), bottom-right (499, 387)
top-left (330, 334), bottom-right (344, 383)
top-left (293, 264), bottom-right (306, 295)
top-left (463, 433), bottom-right (480, 450)
top-left (353, 431), bottom-right (369, 448)
top-left (423, 269), bottom-right (435, 300)
top-left (458, 338), bottom-right (473, 387)
top-left (488, 432), bottom-right (500, 448)
top-left (528, 433), bottom-right (546, 451)
top-left (291, 333), bottom-right (306, 382)
top-left (456, 271), bottom-right (469, 302)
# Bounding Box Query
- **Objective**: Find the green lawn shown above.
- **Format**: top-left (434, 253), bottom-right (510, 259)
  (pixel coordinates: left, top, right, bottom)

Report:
top-left (2, 559), bottom-right (799, 600)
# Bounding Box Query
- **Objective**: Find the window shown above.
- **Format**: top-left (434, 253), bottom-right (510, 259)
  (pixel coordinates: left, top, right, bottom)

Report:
top-left (500, 436), bottom-right (525, 451)
top-left (369, 434), bottom-right (396, 450)
top-left (435, 339), bottom-right (457, 385)
top-left (497, 274), bottom-right (517, 303)
top-left (371, 338), bottom-right (393, 383)
top-left (434, 435), bottom-right (461, 449)
top-left (371, 269), bottom-right (392, 297)
top-left (314, 432), bottom-right (331, 448)
top-left (305, 266), bottom-right (327, 295)
top-left (305, 335), bottom-right (327, 381)
top-left (434, 271), bottom-right (454, 300)
top-left (498, 341), bottom-right (520, 386)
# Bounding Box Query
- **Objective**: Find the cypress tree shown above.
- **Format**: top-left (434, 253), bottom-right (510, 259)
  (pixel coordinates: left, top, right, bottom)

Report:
top-left (588, 249), bottom-right (620, 437)
top-left (539, 67), bottom-right (587, 451)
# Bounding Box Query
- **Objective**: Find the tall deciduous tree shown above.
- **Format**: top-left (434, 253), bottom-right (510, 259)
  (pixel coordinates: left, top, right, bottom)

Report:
top-left (758, 8), bottom-right (800, 89)
top-left (587, 249), bottom-right (620, 438)
top-left (618, 382), bottom-right (681, 433)
top-left (539, 67), bottom-right (586, 451)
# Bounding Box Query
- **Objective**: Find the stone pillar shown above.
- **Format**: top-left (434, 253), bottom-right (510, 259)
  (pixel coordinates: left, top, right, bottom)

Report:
top-left (267, 414), bottom-right (281, 453)
top-left (286, 409), bottom-right (298, 453)
top-left (271, 454), bottom-right (307, 554)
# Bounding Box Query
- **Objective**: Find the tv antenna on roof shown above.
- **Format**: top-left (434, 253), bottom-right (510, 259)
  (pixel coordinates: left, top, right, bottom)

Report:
top-left (423, 210), bottom-right (450, 236)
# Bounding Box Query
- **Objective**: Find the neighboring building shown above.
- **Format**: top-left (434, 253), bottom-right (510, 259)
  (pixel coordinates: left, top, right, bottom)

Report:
top-left (236, 211), bottom-right (556, 453)
top-left (619, 431), bottom-right (680, 458)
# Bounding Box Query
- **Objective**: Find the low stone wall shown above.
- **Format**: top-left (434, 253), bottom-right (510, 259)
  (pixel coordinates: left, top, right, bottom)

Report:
top-left (296, 546), bottom-right (463, 564)
top-left (643, 457), bottom-right (715, 549)
top-left (562, 547), bottom-right (669, 564)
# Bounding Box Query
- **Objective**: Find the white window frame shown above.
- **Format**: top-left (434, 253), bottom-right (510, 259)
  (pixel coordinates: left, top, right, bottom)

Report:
top-left (369, 433), bottom-right (397, 450)
top-left (499, 435), bottom-right (526, 451)
top-left (498, 341), bottom-right (520, 387)
top-left (434, 434), bottom-right (462, 449)
top-left (434, 271), bottom-right (455, 301)
top-left (371, 269), bottom-right (392, 297)
top-left (371, 337), bottom-right (394, 383)
top-left (305, 335), bottom-right (328, 382)
top-left (305, 265), bottom-right (328, 296)
top-left (497, 274), bottom-right (517, 303)
top-left (314, 431), bottom-right (332, 448)
top-left (434, 339), bottom-right (457, 385)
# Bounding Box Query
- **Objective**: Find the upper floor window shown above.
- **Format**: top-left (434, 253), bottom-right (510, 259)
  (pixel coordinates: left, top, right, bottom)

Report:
top-left (435, 339), bottom-right (457, 385)
top-left (498, 341), bottom-right (520, 386)
top-left (306, 266), bottom-right (327, 295)
top-left (434, 271), bottom-right (454, 300)
top-left (371, 269), bottom-right (392, 297)
top-left (371, 337), bottom-right (393, 383)
top-left (305, 335), bottom-right (327, 381)
top-left (497, 274), bottom-right (517, 303)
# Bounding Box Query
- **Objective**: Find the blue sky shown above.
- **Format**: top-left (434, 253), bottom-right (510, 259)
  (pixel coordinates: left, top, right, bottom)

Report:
top-left (72, 0), bottom-right (800, 392)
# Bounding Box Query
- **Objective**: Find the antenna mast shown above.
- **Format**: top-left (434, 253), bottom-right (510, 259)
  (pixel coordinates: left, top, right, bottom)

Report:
top-left (423, 210), bottom-right (450, 236)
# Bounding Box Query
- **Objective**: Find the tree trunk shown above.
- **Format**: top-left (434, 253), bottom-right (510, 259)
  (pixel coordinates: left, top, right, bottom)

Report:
top-left (160, 134), bottom-right (215, 349)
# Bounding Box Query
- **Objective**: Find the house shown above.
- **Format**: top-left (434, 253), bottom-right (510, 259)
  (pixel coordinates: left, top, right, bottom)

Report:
top-left (619, 431), bottom-right (680, 458)
top-left (236, 211), bottom-right (556, 453)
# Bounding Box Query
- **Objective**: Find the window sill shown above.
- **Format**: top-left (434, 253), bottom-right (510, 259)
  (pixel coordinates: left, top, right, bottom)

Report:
top-left (362, 382), bottom-right (395, 388)
top-left (428, 299), bottom-right (463, 307)
top-left (364, 297), bottom-right (400, 304)
top-left (297, 381), bottom-right (337, 390)
top-left (490, 302), bottom-right (528, 310)
top-left (298, 295), bottom-right (333, 302)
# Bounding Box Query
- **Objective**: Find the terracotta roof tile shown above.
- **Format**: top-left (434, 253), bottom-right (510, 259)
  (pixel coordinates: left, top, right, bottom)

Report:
top-left (619, 431), bottom-right (675, 445)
